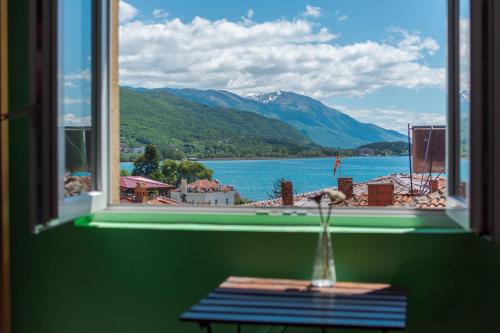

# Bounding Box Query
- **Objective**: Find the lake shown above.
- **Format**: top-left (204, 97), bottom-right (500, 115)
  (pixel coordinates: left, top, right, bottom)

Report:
top-left (121, 156), bottom-right (448, 201)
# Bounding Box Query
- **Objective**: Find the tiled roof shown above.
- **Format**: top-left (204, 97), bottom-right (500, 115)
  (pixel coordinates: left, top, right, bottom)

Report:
top-left (120, 176), bottom-right (174, 190)
top-left (243, 174), bottom-right (446, 209)
top-left (120, 195), bottom-right (185, 206)
top-left (173, 179), bottom-right (234, 193)
top-left (65, 174), bottom-right (91, 197)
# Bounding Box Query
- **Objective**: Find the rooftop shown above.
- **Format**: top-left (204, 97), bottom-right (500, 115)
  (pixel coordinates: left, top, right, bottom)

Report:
top-left (120, 195), bottom-right (185, 206)
top-left (243, 174), bottom-right (447, 209)
top-left (173, 179), bottom-right (235, 193)
top-left (120, 176), bottom-right (174, 190)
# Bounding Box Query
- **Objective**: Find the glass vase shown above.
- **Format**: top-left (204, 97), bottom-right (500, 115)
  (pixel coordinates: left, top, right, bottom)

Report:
top-left (311, 223), bottom-right (336, 287)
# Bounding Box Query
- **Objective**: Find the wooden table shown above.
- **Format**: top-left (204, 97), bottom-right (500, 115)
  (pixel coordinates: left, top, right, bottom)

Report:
top-left (181, 276), bottom-right (407, 333)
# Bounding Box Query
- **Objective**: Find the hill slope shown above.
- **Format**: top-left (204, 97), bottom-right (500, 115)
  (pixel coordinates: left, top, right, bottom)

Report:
top-left (358, 141), bottom-right (409, 155)
top-left (120, 87), bottom-right (323, 159)
top-left (161, 88), bottom-right (407, 148)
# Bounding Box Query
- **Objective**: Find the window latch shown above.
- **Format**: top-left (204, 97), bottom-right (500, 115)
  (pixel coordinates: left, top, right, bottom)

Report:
top-left (0, 104), bottom-right (38, 122)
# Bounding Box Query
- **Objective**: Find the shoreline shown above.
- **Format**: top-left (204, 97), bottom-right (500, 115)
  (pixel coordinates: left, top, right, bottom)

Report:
top-left (120, 155), bottom-right (407, 163)
top-left (198, 155), bottom-right (406, 161)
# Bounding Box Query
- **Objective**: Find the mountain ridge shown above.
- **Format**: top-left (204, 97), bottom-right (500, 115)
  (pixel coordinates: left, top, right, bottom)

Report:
top-left (158, 87), bottom-right (407, 148)
top-left (120, 87), bottom-right (343, 160)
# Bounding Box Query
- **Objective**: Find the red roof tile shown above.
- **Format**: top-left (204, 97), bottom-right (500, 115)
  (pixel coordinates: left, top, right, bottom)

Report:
top-left (120, 195), bottom-right (184, 206)
top-left (120, 176), bottom-right (174, 190)
top-left (244, 174), bottom-right (446, 209)
top-left (172, 179), bottom-right (235, 193)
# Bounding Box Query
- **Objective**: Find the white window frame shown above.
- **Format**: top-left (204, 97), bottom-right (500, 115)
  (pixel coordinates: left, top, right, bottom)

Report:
top-left (30, 0), bottom-right (109, 232)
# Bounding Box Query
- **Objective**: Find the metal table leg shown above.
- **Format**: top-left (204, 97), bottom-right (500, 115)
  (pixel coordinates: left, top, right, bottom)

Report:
top-left (199, 322), bottom-right (213, 333)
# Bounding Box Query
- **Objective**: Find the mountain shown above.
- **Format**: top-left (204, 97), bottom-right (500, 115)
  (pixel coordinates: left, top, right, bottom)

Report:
top-left (161, 88), bottom-right (407, 148)
top-left (120, 87), bottom-right (330, 159)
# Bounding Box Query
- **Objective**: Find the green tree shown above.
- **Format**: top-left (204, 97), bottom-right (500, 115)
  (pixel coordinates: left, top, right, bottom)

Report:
top-left (160, 159), bottom-right (213, 186)
top-left (160, 146), bottom-right (185, 160)
top-left (177, 160), bottom-right (213, 184)
top-left (267, 178), bottom-right (287, 199)
top-left (132, 145), bottom-right (161, 179)
top-left (160, 160), bottom-right (179, 185)
top-left (120, 169), bottom-right (130, 176)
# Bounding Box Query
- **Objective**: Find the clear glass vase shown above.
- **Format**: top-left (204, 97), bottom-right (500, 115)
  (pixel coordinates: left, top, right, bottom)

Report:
top-left (311, 223), bottom-right (336, 287)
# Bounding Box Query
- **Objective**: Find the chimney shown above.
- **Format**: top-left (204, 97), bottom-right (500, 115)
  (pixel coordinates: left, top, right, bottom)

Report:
top-left (134, 182), bottom-right (148, 203)
top-left (338, 177), bottom-right (353, 199)
top-left (429, 179), bottom-right (439, 193)
top-left (281, 180), bottom-right (294, 206)
top-left (368, 183), bottom-right (394, 206)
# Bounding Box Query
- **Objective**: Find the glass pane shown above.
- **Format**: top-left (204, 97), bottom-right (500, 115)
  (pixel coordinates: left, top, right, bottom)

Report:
top-left (58, 0), bottom-right (94, 199)
top-left (459, 0), bottom-right (470, 199)
top-left (118, 0), bottom-right (448, 210)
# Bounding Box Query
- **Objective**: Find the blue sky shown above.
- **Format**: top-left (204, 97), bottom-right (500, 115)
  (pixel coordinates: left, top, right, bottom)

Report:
top-left (119, 0), bottom-right (448, 133)
top-left (63, 0), bottom-right (449, 133)
top-left (60, 0), bottom-right (92, 127)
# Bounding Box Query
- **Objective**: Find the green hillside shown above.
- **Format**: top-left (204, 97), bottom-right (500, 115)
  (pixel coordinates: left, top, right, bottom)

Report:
top-left (120, 87), bottom-right (328, 160)
top-left (358, 141), bottom-right (409, 155)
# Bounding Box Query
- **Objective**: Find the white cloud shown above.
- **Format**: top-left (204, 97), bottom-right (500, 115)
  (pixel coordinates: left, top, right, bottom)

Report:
top-left (153, 9), bottom-right (169, 19)
top-left (64, 81), bottom-right (77, 88)
top-left (63, 97), bottom-right (90, 105)
top-left (120, 1), bottom-right (138, 23)
top-left (63, 113), bottom-right (91, 127)
top-left (304, 5), bottom-right (321, 18)
top-left (247, 9), bottom-right (254, 19)
top-left (333, 105), bottom-right (445, 134)
top-left (336, 11), bottom-right (348, 23)
top-left (119, 16), bottom-right (445, 99)
top-left (64, 69), bottom-right (91, 82)
top-left (459, 17), bottom-right (470, 100)
top-left (389, 27), bottom-right (439, 56)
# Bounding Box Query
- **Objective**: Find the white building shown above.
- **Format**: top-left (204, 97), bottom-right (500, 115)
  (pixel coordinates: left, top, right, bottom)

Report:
top-left (171, 179), bottom-right (236, 206)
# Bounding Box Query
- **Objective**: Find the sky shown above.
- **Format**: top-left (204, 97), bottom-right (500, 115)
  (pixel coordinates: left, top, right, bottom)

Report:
top-left (61, 0), bottom-right (451, 134)
top-left (60, 0), bottom-right (92, 127)
top-left (118, 0), bottom-right (449, 134)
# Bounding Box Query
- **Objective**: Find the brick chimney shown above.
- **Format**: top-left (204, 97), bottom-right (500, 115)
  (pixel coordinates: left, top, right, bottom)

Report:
top-left (338, 177), bottom-right (353, 199)
top-left (281, 181), bottom-right (294, 206)
top-left (429, 179), bottom-right (439, 193)
top-left (134, 182), bottom-right (148, 203)
top-left (368, 183), bottom-right (394, 206)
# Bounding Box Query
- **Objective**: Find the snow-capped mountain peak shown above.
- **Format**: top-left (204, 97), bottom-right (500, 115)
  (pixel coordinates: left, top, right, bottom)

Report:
top-left (248, 91), bottom-right (283, 104)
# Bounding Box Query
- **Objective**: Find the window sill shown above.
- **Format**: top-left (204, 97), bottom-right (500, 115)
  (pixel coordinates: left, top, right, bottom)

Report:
top-left (74, 207), bottom-right (468, 234)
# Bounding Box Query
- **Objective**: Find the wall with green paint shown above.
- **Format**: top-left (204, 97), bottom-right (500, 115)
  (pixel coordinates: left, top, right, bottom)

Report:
top-left (8, 1), bottom-right (500, 333)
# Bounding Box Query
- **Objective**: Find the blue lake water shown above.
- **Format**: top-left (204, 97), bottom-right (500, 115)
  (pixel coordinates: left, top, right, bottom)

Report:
top-left (122, 156), bottom-right (469, 201)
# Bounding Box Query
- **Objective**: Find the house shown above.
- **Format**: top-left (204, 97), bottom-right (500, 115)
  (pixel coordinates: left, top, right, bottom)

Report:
top-left (120, 176), bottom-right (175, 197)
top-left (170, 179), bottom-right (236, 206)
top-left (119, 176), bottom-right (183, 205)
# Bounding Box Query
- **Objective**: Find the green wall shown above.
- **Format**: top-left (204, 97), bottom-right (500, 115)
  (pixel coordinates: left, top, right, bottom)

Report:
top-left (8, 1), bottom-right (500, 333)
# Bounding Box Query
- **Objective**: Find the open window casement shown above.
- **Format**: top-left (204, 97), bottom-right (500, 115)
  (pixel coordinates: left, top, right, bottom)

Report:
top-left (29, 0), bottom-right (110, 232)
top-left (447, 0), bottom-right (500, 242)
top-left (445, 0), bottom-right (470, 228)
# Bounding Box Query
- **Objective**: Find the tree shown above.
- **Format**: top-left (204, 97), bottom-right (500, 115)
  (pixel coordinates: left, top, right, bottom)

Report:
top-left (268, 178), bottom-right (287, 199)
top-left (160, 160), bottom-right (179, 185)
top-left (120, 169), bottom-right (130, 176)
top-left (177, 160), bottom-right (213, 184)
top-left (132, 145), bottom-right (161, 179)
top-left (160, 146), bottom-right (185, 160)
top-left (160, 159), bottom-right (213, 186)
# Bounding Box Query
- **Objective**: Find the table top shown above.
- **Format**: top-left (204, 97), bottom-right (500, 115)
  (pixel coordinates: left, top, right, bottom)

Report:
top-left (181, 276), bottom-right (407, 331)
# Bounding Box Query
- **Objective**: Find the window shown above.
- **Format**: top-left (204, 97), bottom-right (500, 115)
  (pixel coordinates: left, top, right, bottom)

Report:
top-left (32, 0), bottom-right (500, 235)
top-left (29, 0), bottom-right (109, 231)
top-left (116, 0), bottom-right (456, 212)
